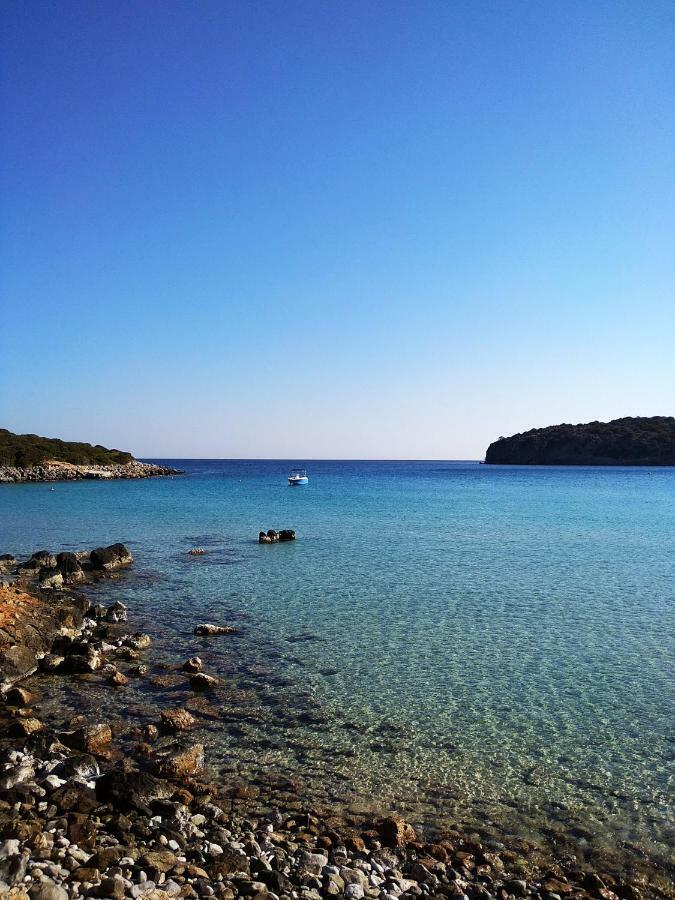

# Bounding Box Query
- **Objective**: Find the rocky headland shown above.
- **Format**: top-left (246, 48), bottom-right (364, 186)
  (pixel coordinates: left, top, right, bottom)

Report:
top-left (0, 430), bottom-right (181, 484)
top-left (484, 417), bottom-right (675, 466)
top-left (0, 462), bottom-right (180, 484)
top-left (0, 549), bottom-right (671, 900)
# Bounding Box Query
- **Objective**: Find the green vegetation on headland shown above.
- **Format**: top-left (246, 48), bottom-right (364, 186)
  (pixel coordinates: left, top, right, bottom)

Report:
top-left (485, 415), bottom-right (675, 466)
top-left (0, 428), bottom-right (134, 468)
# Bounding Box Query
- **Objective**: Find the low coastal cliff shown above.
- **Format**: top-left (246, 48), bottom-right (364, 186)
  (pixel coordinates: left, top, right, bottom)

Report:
top-left (0, 461), bottom-right (180, 484)
top-left (485, 416), bottom-right (675, 466)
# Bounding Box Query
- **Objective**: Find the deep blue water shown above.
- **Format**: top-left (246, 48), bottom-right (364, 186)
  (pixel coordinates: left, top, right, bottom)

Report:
top-left (1, 460), bottom-right (673, 874)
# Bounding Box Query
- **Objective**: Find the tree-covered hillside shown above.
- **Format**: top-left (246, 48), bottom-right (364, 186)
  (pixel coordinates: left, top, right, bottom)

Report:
top-left (0, 429), bottom-right (134, 468)
top-left (485, 416), bottom-right (675, 466)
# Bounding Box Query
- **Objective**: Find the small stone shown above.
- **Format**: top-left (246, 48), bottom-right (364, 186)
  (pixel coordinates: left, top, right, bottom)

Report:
top-left (160, 708), bottom-right (196, 731)
top-left (5, 685), bottom-right (36, 707)
top-left (125, 632), bottom-right (152, 650)
top-left (71, 723), bottom-right (113, 753)
top-left (189, 672), bottom-right (219, 690)
top-left (109, 670), bottom-right (129, 687)
top-left (130, 664), bottom-right (150, 677)
top-left (141, 850), bottom-right (178, 873)
top-left (182, 657), bottom-right (203, 674)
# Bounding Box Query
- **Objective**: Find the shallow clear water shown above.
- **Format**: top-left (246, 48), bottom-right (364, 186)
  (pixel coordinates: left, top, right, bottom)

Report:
top-left (1, 461), bottom-right (674, 877)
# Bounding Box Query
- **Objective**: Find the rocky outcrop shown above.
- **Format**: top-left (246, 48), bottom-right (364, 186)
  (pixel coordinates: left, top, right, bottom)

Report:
top-left (90, 543), bottom-right (133, 571)
top-left (258, 529), bottom-right (296, 543)
top-left (0, 460), bottom-right (181, 483)
top-left (0, 585), bottom-right (89, 691)
top-left (485, 416), bottom-right (675, 466)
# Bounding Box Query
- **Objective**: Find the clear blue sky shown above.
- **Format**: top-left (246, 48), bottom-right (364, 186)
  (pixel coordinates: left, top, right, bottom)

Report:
top-left (2, 1), bottom-right (673, 459)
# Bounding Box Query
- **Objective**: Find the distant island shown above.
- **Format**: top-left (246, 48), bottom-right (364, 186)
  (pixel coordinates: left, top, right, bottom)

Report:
top-left (0, 429), bottom-right (181, 483)
top-left (484, 416), bottom-right (675, 466)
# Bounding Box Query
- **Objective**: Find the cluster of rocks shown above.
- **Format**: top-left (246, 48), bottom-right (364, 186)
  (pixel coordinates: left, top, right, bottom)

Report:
top-left (1, 544), bottom-right (134, 595)
top-left (0, 463), bottom-right (181, 485)
top-left (258, 532), bottom-right (296, 545)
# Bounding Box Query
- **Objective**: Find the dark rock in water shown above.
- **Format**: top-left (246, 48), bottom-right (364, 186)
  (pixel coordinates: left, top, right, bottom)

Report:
top-left (124, 631), bottom-right (151, 649)
top-left (182, 656), bottom-right (203, 673)
top-left (485, 416), bottom-right (675, 466)
top-left (194, 623), bottom-right (238, 636)
top-left (30, 550), bottom-right (57, 569)
top-left (90, 543), bottom-right (133, 571)
top-left (0, 554), bottom-right (16, 571)
top-left (190, 672), bottom-right (219, 690)
top-left (259, 529), bottom-right (296, 543)
top-left (38, 567), bottom-right (63, 589)
top-left (105, 600), bottom-right (128, 623)
top-left (56, 551), bottom-right (85, 584)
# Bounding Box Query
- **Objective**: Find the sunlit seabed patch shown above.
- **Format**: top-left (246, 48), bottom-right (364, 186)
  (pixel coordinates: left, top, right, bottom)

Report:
top-left (2, 461), bottom-right (673, 882)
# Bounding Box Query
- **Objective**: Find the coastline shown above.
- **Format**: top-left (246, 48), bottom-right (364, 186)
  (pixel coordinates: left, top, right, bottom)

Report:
top-left (0, 462), bottom-right (182, 485)
top-left (0, 550), bottom-right (672, 900)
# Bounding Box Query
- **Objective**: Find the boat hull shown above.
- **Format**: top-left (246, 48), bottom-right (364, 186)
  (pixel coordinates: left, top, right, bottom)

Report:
top-left (288, 477), bottom-right (308, 485)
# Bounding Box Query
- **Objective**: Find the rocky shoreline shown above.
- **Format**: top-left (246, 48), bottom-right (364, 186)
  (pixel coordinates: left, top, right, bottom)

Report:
top-left (0, 551), bottom-right (670, 900)
top-left (0, 463), bottom-right (182, 485)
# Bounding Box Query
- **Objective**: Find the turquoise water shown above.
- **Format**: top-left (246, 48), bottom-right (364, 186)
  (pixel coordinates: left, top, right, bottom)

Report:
top-left (1, 461), bottom-right (674, 877)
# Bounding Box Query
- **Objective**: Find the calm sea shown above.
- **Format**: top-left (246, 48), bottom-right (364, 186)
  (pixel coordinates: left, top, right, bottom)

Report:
top-left (1, 461), bottom-right (673, 878)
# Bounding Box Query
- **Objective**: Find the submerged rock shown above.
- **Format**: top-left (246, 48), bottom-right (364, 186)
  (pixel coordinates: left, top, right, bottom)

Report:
top-left (152, 742), bottom-right (205, 778)
top-left (182, 656), bottom-right (203, 673)
top-left (160, 708), bottom-right (196, 731)
top-left (194, 623), bottom-right (238, 636)
top-left (189, 672), bottom-right (219, 690)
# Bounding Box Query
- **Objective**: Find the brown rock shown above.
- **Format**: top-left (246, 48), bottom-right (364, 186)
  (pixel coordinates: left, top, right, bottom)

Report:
top-left (141, 849), bottom-right (178, 873)
top-left (189, 672), bottom-right (219, 690)
top-left (108, 670), bottom-right (129, 687)
top-left (10, 717), bottom-right (44, 737)
top-left (378, 815), bottom-right (417, 847)
top-left (5, 686), bottom-right (36, 707)
top-left (182, 657), bottom-right (203, 673)
top-left (161, 708), bottom-right (196, 731)
top-left (71, 723), bottom-right (113, 754)
top-left (153, 743), bottom-right (204, 778)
